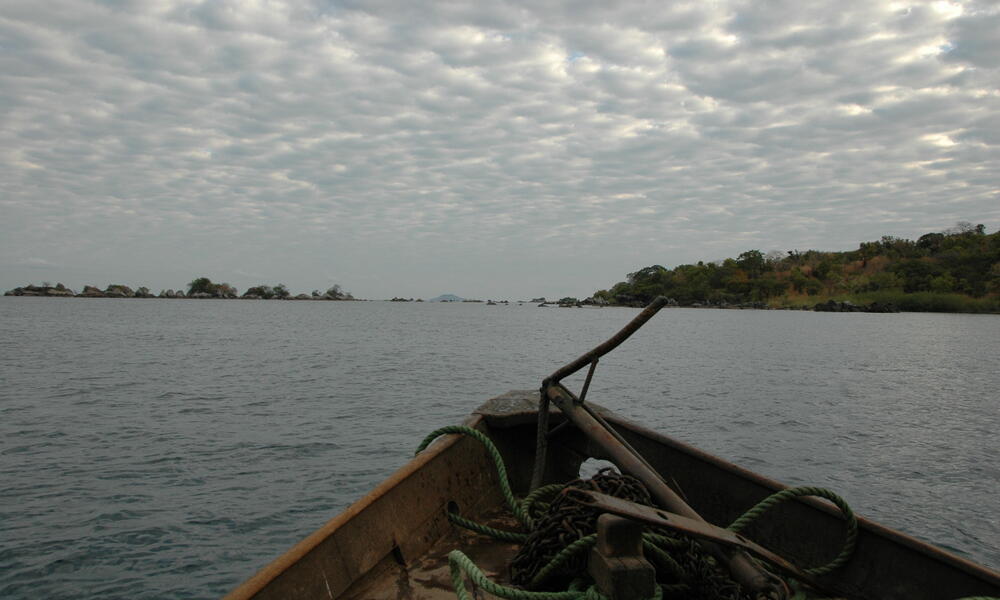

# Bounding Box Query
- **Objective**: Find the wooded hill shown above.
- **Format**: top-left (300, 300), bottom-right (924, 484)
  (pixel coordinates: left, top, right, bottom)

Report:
top-left (593, 223), bottom-right (1000, 313)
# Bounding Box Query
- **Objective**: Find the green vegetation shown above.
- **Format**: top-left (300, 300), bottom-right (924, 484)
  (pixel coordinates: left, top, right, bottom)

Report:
top-left (187, 277), bottom-right (238, 298)
top-left (594, 223), bottom-right (1000, 313)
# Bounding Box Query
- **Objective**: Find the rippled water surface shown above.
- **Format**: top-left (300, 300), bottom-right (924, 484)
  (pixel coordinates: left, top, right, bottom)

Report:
top-left (1, 298), bottom-right (998, 598)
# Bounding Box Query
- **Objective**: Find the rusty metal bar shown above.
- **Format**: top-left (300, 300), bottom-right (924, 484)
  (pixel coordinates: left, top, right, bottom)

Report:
top-left (533, 297), bottom-right (666, 491)
top-left (546, 384), bottom-right (782, 597)
top-left (529, 393), bottom-right (551, 491)
top-left (543, 296), bottom-right (669, 387)
top-left (546, 420), bottom-right (571, 439)
top-left (578, 360), bottom-right (599, 404)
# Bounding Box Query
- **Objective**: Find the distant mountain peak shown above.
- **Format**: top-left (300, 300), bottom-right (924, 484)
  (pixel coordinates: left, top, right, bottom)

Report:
top-left (429, 293), bottom-right (464, 302)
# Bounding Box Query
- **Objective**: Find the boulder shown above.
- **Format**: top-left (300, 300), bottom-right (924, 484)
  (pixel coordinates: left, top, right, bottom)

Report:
top-left (104, 284), bottom-right (135, 298)
top-left (79, 285), bottom-right (105, 297)
top-left (815, 300), bottom-right (891, 313)
top-left (866, 302), bottom-right (900, 313)
top-left (815, 300), bottom-right (843, 312)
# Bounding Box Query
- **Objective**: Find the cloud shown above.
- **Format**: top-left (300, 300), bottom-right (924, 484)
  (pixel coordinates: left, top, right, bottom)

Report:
top-left (1, 0), bottom-right (998, 298)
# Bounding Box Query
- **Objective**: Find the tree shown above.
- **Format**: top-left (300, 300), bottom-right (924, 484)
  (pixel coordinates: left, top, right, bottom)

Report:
top-left (215, 283), bottom-right (238, 298)
top-left (753, 275), bottom-right (788, 300)
top-left (858, 241), bottom-right (881, 266)
top-left (324, 284), bottom-right (348, 299)
top-left (626, 265), bottom-right (670, 302)
top-left (891, 259), bottom-right (942, 292)
top-left (929, 274), bottom-right (956, 293)
top-left (917, 233), bottom-right (944, 252)
top-left (188, 277), bottom-right (215, 295)
top-left (736, 250), bottom-right (765, 279)
top-left (764, 250), bottom-right (785, 269)
top-left (789, 268), bottom-right (810, 293)
top-left (244, 285), bottom-right (275, 299)
top-left (273, 284), bottom-right (290, 299)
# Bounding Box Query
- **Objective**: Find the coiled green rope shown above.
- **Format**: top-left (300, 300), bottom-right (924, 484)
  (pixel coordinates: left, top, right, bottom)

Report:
top-left (728, 485), bottom-right (858, 576)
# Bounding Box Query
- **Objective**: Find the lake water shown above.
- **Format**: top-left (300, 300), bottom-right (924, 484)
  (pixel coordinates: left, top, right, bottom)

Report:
top-left (1, 298), bottom-right (998, 598)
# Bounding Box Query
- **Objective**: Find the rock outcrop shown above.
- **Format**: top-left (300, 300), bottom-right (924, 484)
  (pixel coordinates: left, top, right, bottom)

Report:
top-left (814, 300), bottom-right (899, 313)
top-left (104, 284), bottom-right (134, 298)
top-left (4, 284), bottom-right (75, 297)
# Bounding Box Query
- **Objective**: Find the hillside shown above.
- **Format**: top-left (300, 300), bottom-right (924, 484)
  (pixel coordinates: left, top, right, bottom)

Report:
top-left (593, 223), bottom-right (1000, 313)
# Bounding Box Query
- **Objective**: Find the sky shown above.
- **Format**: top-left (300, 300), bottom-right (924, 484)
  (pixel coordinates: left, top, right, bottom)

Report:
top-left (2, 1), bottom-right (999, 300)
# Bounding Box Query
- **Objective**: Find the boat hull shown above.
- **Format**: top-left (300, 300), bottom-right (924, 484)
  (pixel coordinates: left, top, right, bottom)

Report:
top-left (225, 390), bottom-right (1000, 600)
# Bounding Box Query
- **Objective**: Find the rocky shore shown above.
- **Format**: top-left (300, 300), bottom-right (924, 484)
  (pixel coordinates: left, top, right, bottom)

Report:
top-left (3, 284), bottom-right (900, 311)
top-left (601, 296), bottom-right (900, 312)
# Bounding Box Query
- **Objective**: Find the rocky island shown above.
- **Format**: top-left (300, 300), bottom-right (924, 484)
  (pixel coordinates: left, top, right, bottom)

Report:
top-left (4, 278), bottom-right (355, 301)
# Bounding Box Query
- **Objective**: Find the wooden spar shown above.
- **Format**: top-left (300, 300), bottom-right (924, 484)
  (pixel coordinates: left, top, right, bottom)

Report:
top-left (531, 296), bottom-right (668, 491)
top-left (537, 296), bottom-right (784, 597)
top-left (542, 296), bottom-right (670, 387)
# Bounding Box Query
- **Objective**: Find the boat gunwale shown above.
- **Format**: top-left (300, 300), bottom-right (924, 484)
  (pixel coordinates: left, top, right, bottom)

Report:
top-left (222, 413), bottom-right (486, 600)
top-left (225, 399), bottom-right (1000, 599)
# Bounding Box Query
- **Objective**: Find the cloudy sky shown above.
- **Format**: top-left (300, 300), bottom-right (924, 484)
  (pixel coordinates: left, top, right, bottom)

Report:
top-left (2, 1), bottom-right (998, 300)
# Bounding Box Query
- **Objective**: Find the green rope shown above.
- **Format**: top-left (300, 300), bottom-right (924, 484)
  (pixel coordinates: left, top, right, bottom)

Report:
top-left (449, 549), bottom-right (587, 600)
top-left (528, 534), bottom-right (597, 588)
top-left (642, 531), bottom-right (689, 550)
top-left (642, 536), bottom-right (686, 580)
top-left (522, 483), bottom-right (564, 522)
top-left (416, 425), bottom-right (531, 526)
top-left (450, 549), bottom-right (665, 600)
top-left (727, 486), bottom-right (857, 576)
top-left (448, 511), bottom-right (529, 543)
